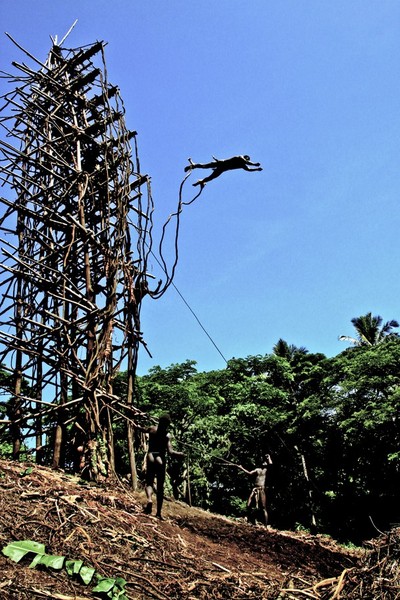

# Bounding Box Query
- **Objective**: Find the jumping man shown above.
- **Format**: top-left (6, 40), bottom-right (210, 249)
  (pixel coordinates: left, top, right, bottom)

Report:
top-left (185, 155), bottom-right (262, 188)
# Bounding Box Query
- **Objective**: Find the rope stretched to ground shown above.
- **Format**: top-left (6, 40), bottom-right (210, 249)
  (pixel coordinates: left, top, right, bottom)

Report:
top-left (169, 281), bottom-right (228, 363)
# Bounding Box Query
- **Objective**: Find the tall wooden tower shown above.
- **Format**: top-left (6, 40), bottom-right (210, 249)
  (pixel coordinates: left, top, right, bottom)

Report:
top-left (0, 37), bottom-right (154, 482)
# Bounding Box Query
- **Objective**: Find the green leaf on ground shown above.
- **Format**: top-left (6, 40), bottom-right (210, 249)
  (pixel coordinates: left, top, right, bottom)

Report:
top-left (65, 558), bottom-right (84, 576)
top-left (92, 577), bottom-right (117, 593)
top-left (30, 553), bottom-right (65, 570)
top-left (18, 467), bottom-right (33, 477)
top-left (79, 564), bottom-right (96, 585)
top-left (2, 540), bottom-right (45, 563)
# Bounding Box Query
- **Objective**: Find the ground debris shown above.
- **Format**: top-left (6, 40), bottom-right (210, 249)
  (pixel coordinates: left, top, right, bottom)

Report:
top-left (278, 528), bottom-right (400, 599)
top-left (0, 459), bottom-right (360, 599)
top-left (345, 527), bottom-right (400, 599)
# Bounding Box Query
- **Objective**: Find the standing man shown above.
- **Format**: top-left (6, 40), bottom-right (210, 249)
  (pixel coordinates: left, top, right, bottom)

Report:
top-left (142, 413), bottom-right (184, 519)
top-left (238, 454), bottom-right (273, 526)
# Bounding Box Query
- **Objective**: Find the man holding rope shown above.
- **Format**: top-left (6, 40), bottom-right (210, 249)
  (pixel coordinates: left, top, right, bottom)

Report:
top-left (238, 455), bottom-right (273, 526)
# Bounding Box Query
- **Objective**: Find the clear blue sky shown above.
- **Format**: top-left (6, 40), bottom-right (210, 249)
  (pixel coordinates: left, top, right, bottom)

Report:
top-left (1, 2), bottom-right (400, 375)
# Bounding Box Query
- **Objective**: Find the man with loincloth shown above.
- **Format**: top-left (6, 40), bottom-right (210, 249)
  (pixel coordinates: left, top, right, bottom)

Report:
top-left (238, 454), bottom-right (272, 526)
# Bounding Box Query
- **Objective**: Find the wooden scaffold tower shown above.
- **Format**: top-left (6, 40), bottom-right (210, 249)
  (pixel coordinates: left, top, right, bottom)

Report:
top-left (0, 35), bottom-right (156, 483)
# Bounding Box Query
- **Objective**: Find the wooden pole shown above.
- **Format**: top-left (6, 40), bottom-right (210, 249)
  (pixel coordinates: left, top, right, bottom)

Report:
top-left (186, 452), bottom-right (192, 507)
top-left (300, 453), bottom-right (317, 530)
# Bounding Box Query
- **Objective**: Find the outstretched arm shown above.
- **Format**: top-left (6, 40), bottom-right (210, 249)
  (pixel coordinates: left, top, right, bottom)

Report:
top-left (237, 465), bottom-right (257, 476)
top-left (167, 436), bottom-right (184, 458)
top-left (127, 414), bottom-right (152, 434)
top-left (242, 164), bottom-right (263, 172)
top-left (133, 423), bottom-right (151, 434)
top-left (244, 167), bottom-right (263, 172)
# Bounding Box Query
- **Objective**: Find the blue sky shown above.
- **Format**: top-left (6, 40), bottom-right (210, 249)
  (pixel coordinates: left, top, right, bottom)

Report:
top-left (1, 2), bottom-right (400, 375)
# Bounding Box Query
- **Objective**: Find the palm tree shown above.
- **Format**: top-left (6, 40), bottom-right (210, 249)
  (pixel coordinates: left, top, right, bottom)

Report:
top-left (272, 338), bottom-right (308, 360)
top-left (339, 313), bottom-right (399, 346)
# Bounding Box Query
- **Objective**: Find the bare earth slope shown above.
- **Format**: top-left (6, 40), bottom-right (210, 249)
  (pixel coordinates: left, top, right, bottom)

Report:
top-left (0, 459), bottom-right (361, 599)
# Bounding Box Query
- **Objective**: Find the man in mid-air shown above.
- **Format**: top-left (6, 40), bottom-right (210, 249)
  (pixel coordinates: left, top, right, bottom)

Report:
top-left (185, 155), bottom-right (262, 188)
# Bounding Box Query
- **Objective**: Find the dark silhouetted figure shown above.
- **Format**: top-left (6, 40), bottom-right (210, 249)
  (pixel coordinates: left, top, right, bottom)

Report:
top-left (142, 414), bottom-right (184, 519)
top-left (238, 454), bottom-right (272, 526)
top-left (185, 155), bottom-right (262, 188)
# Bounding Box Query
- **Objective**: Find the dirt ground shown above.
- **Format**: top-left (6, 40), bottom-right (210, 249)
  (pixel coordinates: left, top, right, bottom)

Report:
top-left (0, 459), bottom-right (366, 599)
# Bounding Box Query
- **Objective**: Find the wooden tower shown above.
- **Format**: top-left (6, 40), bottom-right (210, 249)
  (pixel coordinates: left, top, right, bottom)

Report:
top-left (0, 37), bottom-right (154, 482)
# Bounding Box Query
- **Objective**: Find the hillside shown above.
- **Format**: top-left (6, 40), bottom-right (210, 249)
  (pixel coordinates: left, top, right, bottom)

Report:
top-left (0, 459), bottom-right (372, 599)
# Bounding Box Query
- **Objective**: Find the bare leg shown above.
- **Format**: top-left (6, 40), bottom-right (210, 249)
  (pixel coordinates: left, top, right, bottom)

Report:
top-left (144, 453), bottom-right (155, 513)
top-left (156, 468), bottom-right (166, 519)
top-left (193, 169), bottom-right (223, 187)
top-left (262, 508), bottom-right (269, 526)
top-left (259, 490), bottom-right (268, 526)
top-left (185, 158), bottom-right (217, 172)
top-left (144, 485), bottom-right (153, 513)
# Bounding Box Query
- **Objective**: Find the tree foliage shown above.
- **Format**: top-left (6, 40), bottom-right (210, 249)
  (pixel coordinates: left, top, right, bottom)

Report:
top-left (339, 312), bottom-right (399, 346)
top-left (2, 316), bottom-right (400, 543)
top-left (125, 335), bottom-right (400, 543)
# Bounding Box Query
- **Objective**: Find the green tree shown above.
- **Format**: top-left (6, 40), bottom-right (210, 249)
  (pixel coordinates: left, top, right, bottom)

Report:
top-left (268, 342), bottom-right (330, 531)
top-left (272, 338), bottom-right (308, 360)
top-left (339, 313), bottom-right (399, 346)
top-left (112, 342), bottom-right (400, 543)
top-left (324, 338), bottom-right (400, 540)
